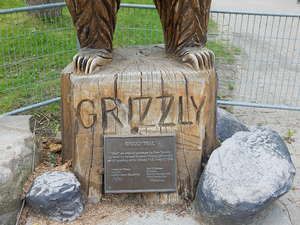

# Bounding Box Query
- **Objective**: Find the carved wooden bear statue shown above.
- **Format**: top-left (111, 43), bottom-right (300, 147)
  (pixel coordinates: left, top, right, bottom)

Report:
top-left (65, 0), bottom-right (213, 74)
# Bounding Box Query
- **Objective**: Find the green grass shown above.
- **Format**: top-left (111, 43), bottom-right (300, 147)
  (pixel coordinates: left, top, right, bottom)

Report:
top-left (0, 0), bottom-right (239, 115)
top-left (0, 0), bottom-right (24, 9)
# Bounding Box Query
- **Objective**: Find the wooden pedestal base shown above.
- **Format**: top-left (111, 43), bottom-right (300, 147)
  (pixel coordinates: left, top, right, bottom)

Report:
top-left (61, 46), bottom-right (217, 204)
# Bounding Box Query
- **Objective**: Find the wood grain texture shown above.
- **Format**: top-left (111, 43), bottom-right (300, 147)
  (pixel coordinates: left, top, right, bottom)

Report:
top-left (65, 0), bottom-right (212, 74)
top-left (61, 46), bottom-right (217, 204)
top-left (65, 0), bottom-right (120, 50)
top-left (154, 0), bottom-right (212, 54)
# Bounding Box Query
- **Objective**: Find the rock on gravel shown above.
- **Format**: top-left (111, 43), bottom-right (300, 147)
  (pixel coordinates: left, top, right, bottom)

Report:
top-left (216, 107), bottom-right (249, 142)
top-left (195, 127), bottom-right (296, 225)
top-left (26, 171), bottom-right (84, 222)
top-left (0, 116), bottom-right (35, 225)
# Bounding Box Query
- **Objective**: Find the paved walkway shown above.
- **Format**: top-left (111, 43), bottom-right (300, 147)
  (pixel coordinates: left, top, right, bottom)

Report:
top-left (212, 0), bottom-right (300, 106)
top-left (213, 0), bottom-right (300, 224)
top-left (212, 0), bottom-right (300, 14)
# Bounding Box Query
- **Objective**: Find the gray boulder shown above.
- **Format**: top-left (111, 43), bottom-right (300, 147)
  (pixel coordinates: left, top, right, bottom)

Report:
top-left (26, 171), bottom-right (84, 222)
top-left (195, 127), bottom-right (296, 225)
top-left (0, 116), bottom-right (35, 225)
top-left (217, 107), bottom-right (249, 142)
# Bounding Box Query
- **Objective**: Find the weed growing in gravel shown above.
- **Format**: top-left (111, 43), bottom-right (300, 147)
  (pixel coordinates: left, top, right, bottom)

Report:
top-left (284, 129), bottom-right (296, 144)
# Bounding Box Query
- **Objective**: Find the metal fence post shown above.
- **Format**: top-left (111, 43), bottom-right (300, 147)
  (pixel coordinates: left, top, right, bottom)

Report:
top-left (0, 3), bottom-right (299, 116)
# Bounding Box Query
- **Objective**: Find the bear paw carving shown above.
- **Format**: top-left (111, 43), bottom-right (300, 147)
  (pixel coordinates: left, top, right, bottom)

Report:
top-left (73, 48), bottom-right (112, 74)
top-left (178, 47), bottom-right (214, 71)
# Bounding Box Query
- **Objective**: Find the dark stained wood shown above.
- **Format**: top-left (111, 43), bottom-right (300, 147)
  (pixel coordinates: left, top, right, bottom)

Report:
top-left (65, 0), bottom-right (120, 51)
top-left (154, 0), bottom-right (212, 53)
top-left (65, 0), bottom-right (213, 74)
top-left (61, 46), bottom-right (217, 204)
top-left (61, 72), bottom-right (73, 161)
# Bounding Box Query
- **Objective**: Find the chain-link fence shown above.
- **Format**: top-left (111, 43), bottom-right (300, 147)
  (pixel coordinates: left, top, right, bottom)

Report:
top-left (0, 3), bottom-right (299, 116)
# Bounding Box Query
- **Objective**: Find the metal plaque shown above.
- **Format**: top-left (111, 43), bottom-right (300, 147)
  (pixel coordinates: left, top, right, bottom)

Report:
top-left (104, 134), bottom-right (176, 194)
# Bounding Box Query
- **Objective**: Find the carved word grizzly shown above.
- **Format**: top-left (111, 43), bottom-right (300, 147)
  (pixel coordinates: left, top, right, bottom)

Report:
top-left (76, 95), bottom-right (206, 130)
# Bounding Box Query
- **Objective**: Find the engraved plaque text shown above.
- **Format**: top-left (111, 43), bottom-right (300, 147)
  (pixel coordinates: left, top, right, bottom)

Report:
top-left (104, 135), bottom-right (176, 193)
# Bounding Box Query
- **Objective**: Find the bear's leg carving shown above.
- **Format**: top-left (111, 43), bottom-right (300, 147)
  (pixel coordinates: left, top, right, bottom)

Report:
top-left (66, 0), bottom-right (120, 74)
top-left (154, 0), bottom-right (214, 70)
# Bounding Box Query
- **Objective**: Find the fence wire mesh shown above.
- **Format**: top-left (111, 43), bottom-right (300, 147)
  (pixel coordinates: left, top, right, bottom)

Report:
top-left (211, 11), bottom-right (300, 107)
top-left (0, 4), bottom-right (75, 113)
top-left (0, 3), bottom-right (299, 115)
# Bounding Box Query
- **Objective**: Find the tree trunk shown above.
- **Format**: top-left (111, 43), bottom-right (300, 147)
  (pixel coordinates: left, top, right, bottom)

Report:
top-left (26, 0), bottom-right (63, 18)
top-left (61, 45), bottom-right (217, 204)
